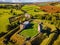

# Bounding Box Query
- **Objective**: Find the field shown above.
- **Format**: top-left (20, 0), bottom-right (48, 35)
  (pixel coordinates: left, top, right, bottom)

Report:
top-left (0, 2), bottom-right (60, 45)
top-left (0, 8), bottom-right (24, 33)
top-left (0, 9), bottom-right (12, 33)
top-left (20, 20), bottom-right (38, 38)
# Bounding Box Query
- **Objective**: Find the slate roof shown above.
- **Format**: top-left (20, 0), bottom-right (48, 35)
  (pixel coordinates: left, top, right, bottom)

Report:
top-left (23, 21), bottom-right (30, 25)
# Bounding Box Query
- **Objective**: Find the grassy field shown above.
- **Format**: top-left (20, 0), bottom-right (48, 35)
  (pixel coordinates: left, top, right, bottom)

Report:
top-left (20, 21), bottom-right (38, 38)
top-left (0, 9), bottom-right (12, 33)
top-left (0, 3), bottom-right (60, 45)
top-left (0, 8), bottom-right (24, 33)
top-left (53, 35), bottom-right (60, 45)
top-left (13, 9), bottom-right (24, 15)
top-left (19, 19), bottom-right (56, 38)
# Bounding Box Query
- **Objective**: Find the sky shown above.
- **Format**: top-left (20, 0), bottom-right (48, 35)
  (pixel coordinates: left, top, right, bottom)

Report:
top-left (0, 0), bottom-right (59, 2)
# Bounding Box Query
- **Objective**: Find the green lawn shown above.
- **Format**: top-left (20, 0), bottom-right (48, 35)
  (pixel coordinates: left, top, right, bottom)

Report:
top-left (0, 9), bottom-right (24, 33)
top-left (20, 22), bottom-right (38, 38)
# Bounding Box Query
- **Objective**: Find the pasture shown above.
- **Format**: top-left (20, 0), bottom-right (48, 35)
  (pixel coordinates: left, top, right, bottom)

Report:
top-left (0, 9), bottom-right (12, 33)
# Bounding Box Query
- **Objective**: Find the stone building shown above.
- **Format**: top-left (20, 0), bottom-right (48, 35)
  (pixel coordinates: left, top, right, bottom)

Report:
top-left (20, 21), bottom-right (30, 30)
top-left (38, 23), bottom-right (43, 33)
top-left (25, 13), bottom-right (31, 19)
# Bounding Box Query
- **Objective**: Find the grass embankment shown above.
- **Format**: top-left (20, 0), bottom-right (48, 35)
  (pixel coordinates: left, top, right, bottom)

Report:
top-left (40, 33), bottom-right (56, 45)
top-left (53, 35), bottom-right (60, 45)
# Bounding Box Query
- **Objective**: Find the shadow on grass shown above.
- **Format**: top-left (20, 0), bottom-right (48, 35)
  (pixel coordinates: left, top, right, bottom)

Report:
top-left (41, 27), bottom-right (51, 37)
top-left (42, 27), bottom-right (60, 36)
top-left (18, 23), bottom-right (34, 34)
top-left (31, 27), bottom-right (60, 45)
top-left (41, 27), bottom-right (60, 45)
top-left (48, 28), bottom-right (60, 45)
top-left (24, 23), bottom-right (34, 30)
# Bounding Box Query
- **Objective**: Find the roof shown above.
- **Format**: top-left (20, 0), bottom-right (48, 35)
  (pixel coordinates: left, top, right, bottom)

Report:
top-left (23, 21), bottom-right (30, 25)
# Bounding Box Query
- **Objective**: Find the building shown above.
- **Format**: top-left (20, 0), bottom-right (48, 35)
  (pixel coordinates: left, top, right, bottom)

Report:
top-left (38, 23), bottom-right (43, 33)
top-left (23, 21), bottom-right (30, 29)
top-left (20, 24), bottom-right (24, 30)
top-left (25, 13), bottom-right (31, 19)
top-left (20, 21), bottom-right (30, 30)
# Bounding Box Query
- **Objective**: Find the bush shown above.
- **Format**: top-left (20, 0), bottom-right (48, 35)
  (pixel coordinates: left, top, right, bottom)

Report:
top-left (0, 32), bottom-right (7, 37)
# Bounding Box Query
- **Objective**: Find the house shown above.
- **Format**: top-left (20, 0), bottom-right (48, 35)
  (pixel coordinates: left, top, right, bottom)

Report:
top-left (20, 24), bottom-right (24, 30)
top-left (23, 21), bottom-right (30, 29)
top-left (38, 23), bottom-right (43, 33)
top-left (20, 21), bottom-right (30, 30)
top-left (25, 13), bottom-right (31, 19)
